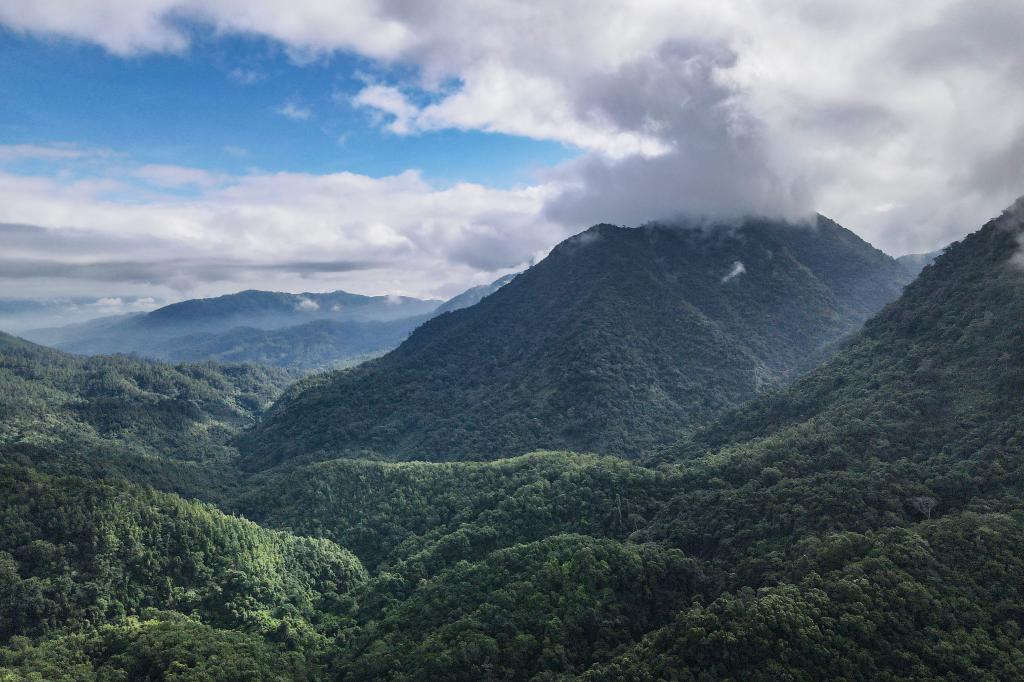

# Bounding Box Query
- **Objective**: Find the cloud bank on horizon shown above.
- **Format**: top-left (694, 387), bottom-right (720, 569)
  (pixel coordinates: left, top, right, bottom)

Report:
top-left (0, 0), bottom-right (1022, 302)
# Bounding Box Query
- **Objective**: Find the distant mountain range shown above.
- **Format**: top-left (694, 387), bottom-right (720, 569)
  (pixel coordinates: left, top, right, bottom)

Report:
top-left (241, 215), bottom-right (923, 466)
top-left (21, 277), bottom-right (515, 372)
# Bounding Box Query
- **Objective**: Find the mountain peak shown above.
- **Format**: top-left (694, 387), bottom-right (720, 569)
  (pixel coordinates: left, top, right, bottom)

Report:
top-left (241, 215), bottom-right (916, 468)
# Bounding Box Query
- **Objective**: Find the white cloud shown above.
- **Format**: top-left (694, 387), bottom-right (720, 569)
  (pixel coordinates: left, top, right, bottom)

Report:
top-left (352, 85), bottom-right (419, 135)
top-left (0, 165), bottom-right (563, 300)
top-left (1, 0), bottom-right (1023, 257)
top-left (276, 101), bottom-right (312, 120)
top-left (87, 296), bottom-right (160, 315)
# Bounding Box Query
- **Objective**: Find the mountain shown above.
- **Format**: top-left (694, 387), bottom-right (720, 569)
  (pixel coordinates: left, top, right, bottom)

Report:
top-left (24, 286), bottom-right (440, 364)
top-left (267, 202), bottom-right (1024, 681)
top-left (136, 316), bottom-right (430, 372)
top-left (572, 199), bottom-right (1024, 681)
top-left (119, 288), bottom-right (439, 330)
top-left (22, 282), bottom-right (515, 372)
top-left (242, 215), bottom-right (916, 466)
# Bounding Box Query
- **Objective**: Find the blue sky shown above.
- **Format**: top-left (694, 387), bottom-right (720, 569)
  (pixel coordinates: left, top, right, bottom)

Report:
top-left (0, 29), bottom-right (575, 188)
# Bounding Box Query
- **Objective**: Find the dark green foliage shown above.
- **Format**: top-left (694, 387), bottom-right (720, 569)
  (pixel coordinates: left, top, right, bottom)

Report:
top-left (0, 332), bottom-right (290, 461)
top-left (243, 215), bottom-right (913, 466)
top-left (340, 535), bottom-right (710, 680)
top-left (583, 513), bottom-right (1024, 680)
top-left (235, 451), bottom-right (670, 570)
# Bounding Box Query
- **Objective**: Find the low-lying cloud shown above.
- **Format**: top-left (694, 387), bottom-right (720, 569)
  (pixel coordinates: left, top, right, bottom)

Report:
top-left (0, 168), bottom-right (561, 301)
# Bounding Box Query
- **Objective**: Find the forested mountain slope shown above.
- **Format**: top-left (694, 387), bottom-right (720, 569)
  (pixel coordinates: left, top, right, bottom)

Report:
top-left (0, 465), bottom-right (366, 679)
top-left (234, 201), bottom-right (1024, 679)
top-left (143, 316), bottom-right (431, 371)
top-left (0, 332), bottom-right (290, 498)
top-left (243, 215), bottom-right (914, 466)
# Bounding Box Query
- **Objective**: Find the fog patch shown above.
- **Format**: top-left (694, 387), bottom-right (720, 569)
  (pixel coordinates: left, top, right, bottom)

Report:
top-left (721, 261), bottom-right (747, 283)
top-left (295, 297), bottom-right (320, 311)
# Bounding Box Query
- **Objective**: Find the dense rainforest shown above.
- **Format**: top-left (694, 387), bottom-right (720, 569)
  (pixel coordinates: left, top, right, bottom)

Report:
top-left (1, 202), bottom-right (1023, 680)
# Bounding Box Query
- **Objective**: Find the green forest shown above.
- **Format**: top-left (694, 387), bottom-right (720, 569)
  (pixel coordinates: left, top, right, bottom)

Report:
top-left (1, 207), bottom-right (1023, 680)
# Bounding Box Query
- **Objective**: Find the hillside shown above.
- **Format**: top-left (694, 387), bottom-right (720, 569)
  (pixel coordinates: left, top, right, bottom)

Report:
top-left (26, 288), bottom-right (439, 359)
top-left (145, 316), bottom-right (430, 371)
top-left (0, 331), bottom-right (291, 499)
top-left (243, 215), bottom-right (915, 466)
top-left (0, 464), bottom-right (366, 679)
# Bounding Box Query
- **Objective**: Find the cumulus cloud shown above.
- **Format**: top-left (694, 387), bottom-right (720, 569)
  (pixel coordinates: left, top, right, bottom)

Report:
top-left (1, 0), bottom-right (1023, 279)
top-left (352, 84), bottom-right (419, 134)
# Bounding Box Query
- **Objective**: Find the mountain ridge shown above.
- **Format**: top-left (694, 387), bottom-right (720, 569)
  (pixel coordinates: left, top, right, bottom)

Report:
top-left (20, 279), bottom-right (515, 371)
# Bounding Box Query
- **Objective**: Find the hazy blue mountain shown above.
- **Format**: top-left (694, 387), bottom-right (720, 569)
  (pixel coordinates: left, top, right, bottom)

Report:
top-left (22, 288), bottom-right (462, 371)
top-left (21, 281), bottom-right (524, 372)
top-left (26, 289), bottom-right (441, 348)
top-left (242, 215), bottom-right (918, 466)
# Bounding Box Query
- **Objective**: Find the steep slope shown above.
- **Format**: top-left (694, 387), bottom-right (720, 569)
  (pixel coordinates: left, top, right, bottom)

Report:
top-left (243, 215), bottom-right (914, 465)
top-left (662, 200), bottom-right (1024, 469)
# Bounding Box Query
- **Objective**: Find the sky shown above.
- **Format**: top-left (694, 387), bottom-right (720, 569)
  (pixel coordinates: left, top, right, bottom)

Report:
top-left (1, 0), bottom-right (1023, 323)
